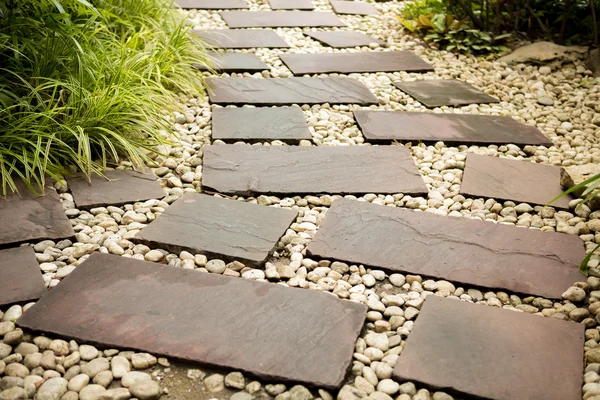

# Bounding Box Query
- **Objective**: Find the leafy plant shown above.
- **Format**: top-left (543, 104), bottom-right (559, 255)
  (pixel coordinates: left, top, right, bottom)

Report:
top-left (400, 0), bottom-right (447, 20)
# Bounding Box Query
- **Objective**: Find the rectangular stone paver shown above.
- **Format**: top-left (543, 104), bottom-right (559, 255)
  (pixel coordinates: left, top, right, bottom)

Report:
top-left (460, 154), bottom-right (572, 209)
top-left (134, 193), bottom-right (297, 266)
top-left (17, 253), bottom-right (367, 389)
top-left (0, 247), bottom-right (46, 307)
top-left (67, 170), bottom-right (164, 209)
top-left (330, 0), bottom-right (379, 15)
top-left (305, 31), bottom-right (385, 48)
top-left (206, 77), bottom-right (378, 105)
top-left (195, 52), bottom-right (269, 73)
top-left (393, 79), bottom-right (499, 108)
top-left (393, 296), bottom-right (584, 400)
top-left (269, 0), bottom-right (314, 9)
top-left (202, 144), bottom-right (426, 195)
top-left (0, 181), bottom-right (74, 247)
top-left (211, 107), bottom-right (312, 142)
top-left (176, 0), bottom-right (248, 8)
top-left (220, 11), bottom-right (346, 28)
top-left (193, 29), bottom-right (290, 48)
top-left (354, 111), bottom-right (553, 146)
top-left (280, 51), bottom-right (433, 75)
top-left (306, 199), bottom-right (585, 298)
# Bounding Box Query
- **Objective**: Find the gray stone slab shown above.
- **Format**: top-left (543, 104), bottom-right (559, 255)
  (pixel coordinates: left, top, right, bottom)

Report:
top-left (176, 0), bottom-right (248, 9)
top-left (305, 31), bottom-right (385, 48)
top-left (211, 107), bottom-right (312, 142)
top-left (354, 111), bottom-right (554, 146)
top-left (394, 79), bottom-right (499, 108)
top-left (306, 199), bottom-right (585, 298)
top-left (393, 296), bottom-right (584, 400)
top-left (0, 247), bottom-right (46, 307)
top-left (269, 0), bottom-right (314, 9)
top-left (0, 181), bottom-right (74, 247)
top-left (67, 170), bottom-right (164, 209)
top-left (220, 11), bottom-right (346, 28)
top-left (195, 52), bottom-right (270, 73)
top-left (134, 193), bottom-right (297, 266)
top-left (193, 29), bottom-right (290, 49)
top-left (330, 0), bottom-right (379, 15)
top-left (202, 144), bottom-right (426, 195)
top-left (280, 51), bottom-right (433, 75)
top-left (17, 253), bottom-right (367, 389)
top-left (460, 153), bottom-right (573, 209)
top-left (206, 77), bottom-right (378, 105)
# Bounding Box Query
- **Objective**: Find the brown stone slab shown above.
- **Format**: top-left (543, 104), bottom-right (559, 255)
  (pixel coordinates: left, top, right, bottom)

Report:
top-left (206, 77), bottom-right (378, 105)
top-left (176, 0), bottom-right (248, 9)
top-left (305, 31), bottom-right (385, 48)
top-left (202, 144), bottom-right (426, 195)
top-left (134, 193), bottom-right (297, 266)
top-left (211, 107), bottom-right (312, 142)
top-left (67, 170), bottom-right (164, 209)
top-left (280, 51), bottom-right (433, 75)
top-left (393, 296), bottom-right (584, 400)
top-left (195, 52), bottom-right (269, 73)
top-left (17, 253), bottom-right (367, 389)
top-left (306, 199), bottom-right (585, 298)
top-left (461, 154), bottom-right (573, 209)
top-left (393, 79), bottom-right (499, 108)
top-left (0, 247), bottom-right (46, 307)
top-left (269, 0), bottom-right (314, 10)
top-left (354, 111), bottom-right (554, 146)
top-left (220, 11), bottom-right (346, 28)
top-left (193, 29), bottom-right (290, 49)
top-left (0, 181), bottom-right (74, 247)
top-left (330, 0), bottom-right (379, 15)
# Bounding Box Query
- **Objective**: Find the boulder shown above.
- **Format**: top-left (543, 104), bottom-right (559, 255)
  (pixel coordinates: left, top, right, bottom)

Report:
top-left (499, 41), bottom-right (587, 65)
top-left (561, 164), bottom-right (600, 210)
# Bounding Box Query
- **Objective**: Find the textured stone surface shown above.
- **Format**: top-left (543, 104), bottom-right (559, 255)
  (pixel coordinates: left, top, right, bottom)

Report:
top-left (305, 31), bottom-right (385, 48)
top-left (220, 11), bottom-right (346, 28)
top-left (134, 193), bottom-right (297, 266)
top-left (195, 52), bottom-right (269, 73)
top-left (18, 253), bottom-right (367, 389)
top-left (330, 0), bottom-right (379, 15)
top-left (269, 0), bottom-right (314, 9)
top-left (0, 247), bottom-right (46, 307)
top-left (393, 296), bottom-right (584, 400)
top-left (0, 180), bottom-right (74, 247)
top-left (561, 164), bottom-right (600, 210)
top-left (354, 111), bottom-right (553, 146)
top-left (67, 170), bottom-right (164, 209)
top-left (193, 29), bottom-right (290, 48)
top-left (393, 79), bottom-right (499, 108)
top-left (176, 0), bottom-right (248, 9)
top-left (206, 77), bottom-right (378, 105)
top-left (280, 51), bottom-right (433, 75)
top-left (211, 107), bottom-right (311, 142)
top-left (306, 199), bottom-right (585, 298)
top-left (202, 144), bottom-right (426, 195)
top-left (460, 154), bottom-right (572, 209)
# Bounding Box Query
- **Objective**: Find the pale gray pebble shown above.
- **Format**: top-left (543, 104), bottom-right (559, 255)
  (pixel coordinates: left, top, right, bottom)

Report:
top-left (204, 373), bottom-right (225, 392)
top-left (266, 384), bottom-right (287, 396)
top-left (129, 380), bottom-right (162, 400)
top-left (98, 387), bottom-right (132, 400)
top-left (398, 382), bottom-right (416, 396)
top-left (111, 356), bottom-right (131, 379)
top-left (36, 377), bottom-right (68, 400)
top-left (289, 385), bottom-right (313, 400)
top-left (0, 386), bottom-right (28, 400)
top-left (389, 274), bottom-right (405, 287)
top-left (413, 389), bottom-right (431, 400)
top-left (337, 385), bottom-right (367, 400)
top-left (83, 358), bottom-right (110, 378)
top-left (562, 286), bottom-right (586, 302)
top-left (131, 353), bottom-right (157, 369)
top-left (433, 392), bottom-right (454, 400)
top-left (206, 259), bottom-right (226, 274)
top-left (245, 381), bottom-right (261, 394)
top-left (67, 374), bottom-right (90, 392)
top-left (62, 391), bottom-right (80, 400)
top-left (79, 384), bottom-right (107, 400)
top-left (231, 392), bottom-right (253, 400)
top-left (376, 379), bottom-right (399, 395)
top-left (79, 344), bottom-right (99, 361)
top-left (93, 370), bottom-right (114, 388)
top-left (121, 371), bottom-right (152, 388)
top-left (224, 372), bottom-right (245, 389)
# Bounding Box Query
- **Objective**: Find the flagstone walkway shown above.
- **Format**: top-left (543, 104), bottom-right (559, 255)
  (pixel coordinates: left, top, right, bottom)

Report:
top-left (1, 0), bottom-right (599, 400)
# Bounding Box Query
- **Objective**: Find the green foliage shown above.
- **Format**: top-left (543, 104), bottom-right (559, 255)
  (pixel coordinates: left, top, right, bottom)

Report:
top-left (399, 0), bottom-right (447, 20)
top-left (0, 0), bottom-right (211, 195)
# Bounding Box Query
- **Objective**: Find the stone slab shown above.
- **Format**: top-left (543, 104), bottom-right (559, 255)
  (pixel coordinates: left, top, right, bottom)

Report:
top-left (220, 11), bottom-right (346, 28)
top-left (393, 79), bottom-right (499, 108)
top-left (17, 253), bottom-right (367, 389)
top-left (193, 29), bottom-right (290, 49)
top-left (306, 199), bottom-right (585, 298)
top-left (0, 181), bottom-right (75, 247)
top-left (67, 170), bottom-right (164, 209)
top-left (133, 193), bottom-right (297, 266)
top-left (269, 0), bottom-right (314, 9)
top-left (330, 0), bottom-right (379, 15)
top-left (353, 111), bottom-right (554, 146)
top-left (211, 107), bottom-right (312, 142)
top-left (305, 31), bottom-right (385, 48)
top-left (196, 52), bottom-right (270, 73)
top-left (460, 154), bottom-right (572, 209)
top-left (280, 51), bottom-right (433, 75)
top-left (206, 77), bottom-right (378, 105)
top-left (202, 144), bottom-right (426, 195)
top-left (393, 296), bottom-right (584, 400)
top-left (176, 0), bottom-right (248, 9)
top-left (0, 247), bottom-right (46, 307)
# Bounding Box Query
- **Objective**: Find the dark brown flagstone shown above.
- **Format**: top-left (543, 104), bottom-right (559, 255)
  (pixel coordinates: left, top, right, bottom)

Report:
top-left (305, 31), bottom-right (385, 48)
top-left (176, 0), bottom-right (249, 9)
top-left (0, 247), bottom-right (46, 307)
top-left (195, 52), bottom-right (270, 73)
top-left (393, 79), bottom-right (499, 108)
top-left (220, 11), bottom-right (346, 28)
top-left (269, 0), bottom-right (314, 10)
top-left (329, 0), bottom-right (379, 15)
top-left (193, 29), bottom-right (290, 49)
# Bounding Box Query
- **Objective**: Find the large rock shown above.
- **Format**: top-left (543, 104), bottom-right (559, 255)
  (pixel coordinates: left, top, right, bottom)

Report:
top-left (588, 48), bottom-right (600, 77)
top-left (499, 41), bottom-right (587, 65)
top-left (561, 164), bottom-right (600, 210)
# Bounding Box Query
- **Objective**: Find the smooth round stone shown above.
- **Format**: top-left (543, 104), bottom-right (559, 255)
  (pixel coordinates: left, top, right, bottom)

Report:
top-left (0, 387), bottom-right (28, 400)
top-left (377, 379), bottom-right (400, 395)
top-left (389, 274), bottom-right (405, 287)
top-left (5, 363), bottom-right (29, 378)
top-left (204, 374), bottom-right (225, 392)
top-left (48, 339), bottom-right (69, 356)
top-left (121, 371), bottom-right (152, 388)
top-left (206, 259), bottom-right (226, 274)
top-left (2, 306), bottom-right (22, 322)
top-left (68, 374), bottom-right (90, 392)
top-left (83, 358), bottom-right (110, 378)
top-left (131, 353), bottom-right (157, 369)
top-left (225, 372), bottom-right (245, 389)
top-left (129, 380), bottom-right (162, 400)
top-left (79, 384), bottom-right (107, 400)
top-left (36, 377), bottom-right (68, 400)
top-left (231, 392), bottom-right (253, 400)
top-left (111, 356), bottom-right (131, 379)
top-left (93, 371), bottom-right (114, 388)
top-left (98, 388), bottom-right (132, 400)
top-left (79, 345), bottom-right (99, 361)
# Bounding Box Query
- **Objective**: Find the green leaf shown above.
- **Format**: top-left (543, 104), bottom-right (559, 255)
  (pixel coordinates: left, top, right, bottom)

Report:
top-left (579, 243), bottom-right (600, 276)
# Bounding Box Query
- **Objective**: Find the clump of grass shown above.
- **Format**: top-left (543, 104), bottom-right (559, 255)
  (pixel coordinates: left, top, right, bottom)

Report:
top-left (0, 0), bottom-right (211, 195)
